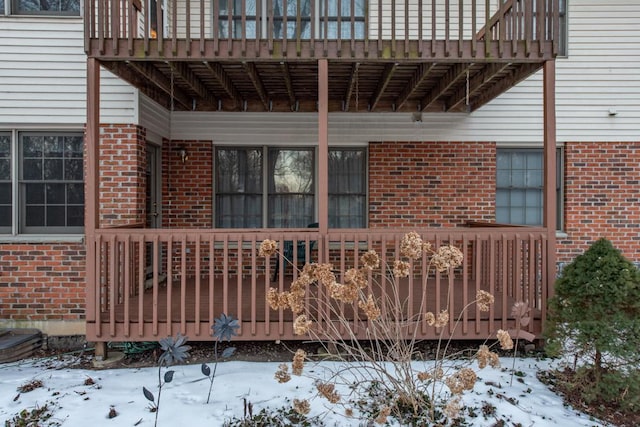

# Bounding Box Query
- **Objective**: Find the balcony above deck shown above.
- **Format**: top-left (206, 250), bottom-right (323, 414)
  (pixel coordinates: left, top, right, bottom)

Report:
top-left (85, 0), bottom-right (560, 113)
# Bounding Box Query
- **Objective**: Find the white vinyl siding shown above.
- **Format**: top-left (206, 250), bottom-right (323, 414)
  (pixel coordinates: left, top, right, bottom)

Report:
top-left (0, 17), bottom-right (137, 126)
top-left (166, 0), bottom-right (640, 145)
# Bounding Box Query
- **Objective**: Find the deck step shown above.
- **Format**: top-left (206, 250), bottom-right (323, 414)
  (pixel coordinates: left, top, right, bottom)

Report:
top-left (0, 329), bottom-right (43, 363)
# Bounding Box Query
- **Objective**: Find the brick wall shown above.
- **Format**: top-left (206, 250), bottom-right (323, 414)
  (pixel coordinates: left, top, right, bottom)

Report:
top-left (0, 244), bottom-right (85, 321)
top-left (99, 124), bottom-right (146, 227)
top-left (558, 142), bottom-right (640, 263)
top-left (369, 141), bottom-right (495, 227)
top-left (162, 140), bottom-right (213, 228)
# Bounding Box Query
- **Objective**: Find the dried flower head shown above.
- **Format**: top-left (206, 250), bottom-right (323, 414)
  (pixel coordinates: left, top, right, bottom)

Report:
top-left (358, 294), bottom-right (381, 321)
top-left (444, 397), bottom-right (461, 420)
top-left (425, 311), bottom-right (436, 326)
top-left (476, 344), bottom-right (501, 369)
top-left (259, 239), bottom-right (278, 257)
top-left (393, 260), bottom-right (410, 278)
top-left (316, 382), bottom-right (340, 404)
top-left (360, 250), bottom-right (380, 270)
top-left (344, 267), bottom-right (367, 289)
top-left (400, 231), bottom-right (424, 260)
top-left (345, 408), bottom-right (354, 418)
top-left (274, 363), bottom-right (291, 383)
top-left (329, 282), bottom-right (359, 303)
top-left (417, 371), bottom-right (432, 381)
top-left (266, 288), bottom-right (289, 310)
top-left (497, 329), bottom-right (514, 350)
top-left (375, 406), bottom-right (391, 424)
top-left (313, 263), bottom-right (336, 286)
top-left (293, 399), bottom-right (310, 415)
top-left (435, 309), bottom-right (449, 328)
top-left (418, 367), bottom-right (444, 382)
top-left (445, 368), bottom-right (477, 395)
top-left (158, 333), bottom-right (191, 366)
top-left (292, 349), bottom-right (306, 375)
top-left (476, 290), bottom-right (495, 312)
top-left (293, 314), bottom-right (312, 336)
top-left (287, 289), bottom-right (305, 314)
top-left (431, 245), bottom-right (464, 272)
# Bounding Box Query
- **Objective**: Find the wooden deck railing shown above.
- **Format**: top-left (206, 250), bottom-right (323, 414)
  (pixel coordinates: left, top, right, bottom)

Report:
top-left (85, 0), bottom-right (560, 59)
top-left (86, 227), bottom-right (549, 342)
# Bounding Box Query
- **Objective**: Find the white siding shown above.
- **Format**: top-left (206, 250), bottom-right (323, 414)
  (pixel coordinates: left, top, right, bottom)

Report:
top-left (138, 94), bottom-right (171, 143)
top-left (0, 17), bottom-right (137, 126)
top-left (166, 0), bottom-right (640, 145)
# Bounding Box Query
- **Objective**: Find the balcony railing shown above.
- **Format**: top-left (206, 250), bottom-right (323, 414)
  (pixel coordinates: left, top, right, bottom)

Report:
top-left (86, 227), bottom-right (549, 342)
top-left (85, 0), bottom-right (560, 60)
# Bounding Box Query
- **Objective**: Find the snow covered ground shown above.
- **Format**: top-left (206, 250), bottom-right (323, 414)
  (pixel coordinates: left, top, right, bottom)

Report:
top-left (0, 353), bottom-right (610, 426)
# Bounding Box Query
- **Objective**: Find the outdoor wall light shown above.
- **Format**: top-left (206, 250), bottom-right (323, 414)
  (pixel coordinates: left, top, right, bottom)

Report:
top-left (178, 145), bottom-right (189, 163)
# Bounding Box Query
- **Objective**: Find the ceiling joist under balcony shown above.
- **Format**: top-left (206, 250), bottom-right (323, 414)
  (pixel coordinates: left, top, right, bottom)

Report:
top-left (100, 59), bottom-right (545, 114)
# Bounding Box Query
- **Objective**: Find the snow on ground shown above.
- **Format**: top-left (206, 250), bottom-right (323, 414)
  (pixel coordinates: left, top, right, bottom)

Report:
top-left (0, 355), bottom-right (609, 426)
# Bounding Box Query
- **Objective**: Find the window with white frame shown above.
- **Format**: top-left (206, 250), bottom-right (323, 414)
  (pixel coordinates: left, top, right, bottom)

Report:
top-left (16, 132), bottom-right (84, 234)
top-left (496, 148), bottom-right (563, 230)
top-left (217, 0), bottom-right (365, 39)
top-left (11, 0), bottom-right (80, 15)
top-left (215, 146), bottom-right (366, 228)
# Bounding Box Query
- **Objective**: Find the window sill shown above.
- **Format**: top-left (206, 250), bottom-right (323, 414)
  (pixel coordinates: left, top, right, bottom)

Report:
top-left (0, 234), bottom-right (85, 244)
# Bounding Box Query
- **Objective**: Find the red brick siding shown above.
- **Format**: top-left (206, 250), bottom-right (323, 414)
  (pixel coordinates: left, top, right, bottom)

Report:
top-left (369, 141), bottom-right (495, 227)
top-left (0, 244), bottom-right (85, 321)
top-left (162, 140), bottom-right (213, 228)
top-left (99, 124), bottom-right (146, 227)
top-left (558, 142), bottom-right (640, 263)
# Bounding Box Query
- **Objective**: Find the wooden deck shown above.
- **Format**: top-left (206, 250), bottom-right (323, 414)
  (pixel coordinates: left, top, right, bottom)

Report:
top-left (84, 0), bottom-right (560, 113)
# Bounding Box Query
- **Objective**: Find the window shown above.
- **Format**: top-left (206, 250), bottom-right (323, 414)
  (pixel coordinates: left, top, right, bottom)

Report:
top-left (496, 148), bottom-right (562, 230)
top-left (217, 0), bottom-right (365, 39)
top-left (329, 149), bottom-right (366, 228)
top-left (558, 0), bottom-right (568, 56)
top-left (11, 0), bottom-right (80, 15)
top-left (148, 0), bottom-right (163, 38)
top-left (0, 0), bottom-right (5, 14)
top-left (215, 147), bottom-right (366, 228)
top-left (19, 132), bottom-right (84, 234)
top-left (0, 133), bottom-right (11, 233)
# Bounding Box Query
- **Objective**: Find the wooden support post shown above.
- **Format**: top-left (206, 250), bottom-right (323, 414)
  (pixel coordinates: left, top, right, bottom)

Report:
top-left (86, 58), bottom-right (104, 356)
top-left (318, 59), bottom-right (329, 236)
top-left (543, 60), bottom-right (557, 304)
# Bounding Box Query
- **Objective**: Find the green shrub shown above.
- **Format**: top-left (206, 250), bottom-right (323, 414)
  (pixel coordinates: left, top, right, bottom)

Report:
top-left (545, 238), bottom-right (640, 410)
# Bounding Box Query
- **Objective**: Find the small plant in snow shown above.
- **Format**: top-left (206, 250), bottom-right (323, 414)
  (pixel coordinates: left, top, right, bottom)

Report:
top-left (202, 313), bottom-right (240, 404)
top-left (142, 333), bottom-right (191, 427)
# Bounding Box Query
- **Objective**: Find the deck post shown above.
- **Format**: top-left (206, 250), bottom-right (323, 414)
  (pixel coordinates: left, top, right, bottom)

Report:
top-left (543, 60), bottom-right (557, 305)
top-left (86, 57), bottom-right (102, 353)
top-left (318, 59), bottom-right (329, 239)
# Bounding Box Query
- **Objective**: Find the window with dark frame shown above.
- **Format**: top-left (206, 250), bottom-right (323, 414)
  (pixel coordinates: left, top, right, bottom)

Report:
top-left (20, 133), bottom-right (84, 234)
top-left (0, 133), bottom-right (11, 233)
top-left (328, 148), bottom-right (366, 228)
top-left (215, 146), bottom-right (366, 229)
top-left (558, 0), bottom-right (568, 56)
top-left (11, 0), bottom-right (80, 15)
top-left (496, 148), bottom-right (563, 230)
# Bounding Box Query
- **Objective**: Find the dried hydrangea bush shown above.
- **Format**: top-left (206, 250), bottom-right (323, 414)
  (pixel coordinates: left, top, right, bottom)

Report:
top-left (259, 232), bottom-right (521, 425)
